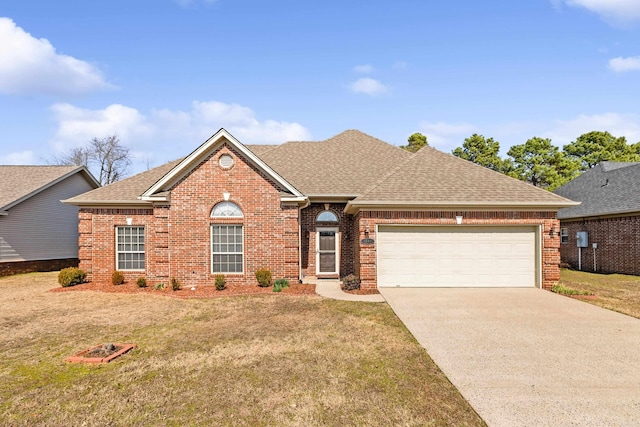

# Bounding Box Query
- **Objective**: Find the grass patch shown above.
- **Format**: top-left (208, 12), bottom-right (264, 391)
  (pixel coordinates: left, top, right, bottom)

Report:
top-left (551, 283), bottom-right (593, 296)
top-left (559, 269), bottom-right (640, 318)
top-left (0, 272), bottom-right (484, 426)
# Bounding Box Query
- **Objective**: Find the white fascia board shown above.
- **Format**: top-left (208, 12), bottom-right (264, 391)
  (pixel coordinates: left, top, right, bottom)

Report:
top-left (141, 128), bottom-right (304, 199)
top-left (345, 200), bottom-right (580, 214)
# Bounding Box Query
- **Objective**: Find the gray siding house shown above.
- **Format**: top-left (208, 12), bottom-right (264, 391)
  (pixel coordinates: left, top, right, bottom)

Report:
top-left (0, 166), bottom-right (99, 276)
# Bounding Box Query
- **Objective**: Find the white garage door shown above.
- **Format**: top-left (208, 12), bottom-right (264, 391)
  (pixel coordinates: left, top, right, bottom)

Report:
top-left (377, 226), bottom-right (538, 288)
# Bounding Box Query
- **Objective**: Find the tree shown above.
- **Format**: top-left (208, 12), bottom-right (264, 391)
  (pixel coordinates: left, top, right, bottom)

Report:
top-left (53, 135), bottom-right (131, 185)
top-left (401, 132), bottom-right (428, 153)
top-left (507, 137), bottom-right (580, 190)
top-left (452, 133), bottom-right (508, 173)
top-left (563, 131), bottom-right (640, 171)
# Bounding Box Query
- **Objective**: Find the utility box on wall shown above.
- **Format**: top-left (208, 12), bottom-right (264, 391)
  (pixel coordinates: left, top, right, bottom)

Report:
top-left (576, 231), bottom-right (589, 248)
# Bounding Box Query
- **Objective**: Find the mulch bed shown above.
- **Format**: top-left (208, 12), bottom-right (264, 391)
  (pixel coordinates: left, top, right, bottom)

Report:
top-left (51, 280), bottom-right (317, 298)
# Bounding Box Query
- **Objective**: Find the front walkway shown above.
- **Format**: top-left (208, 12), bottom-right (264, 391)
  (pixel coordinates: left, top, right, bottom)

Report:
top-left (380, 287), bottom-right (640, 427)
top-left (307, 278), bottom-right (385, 302)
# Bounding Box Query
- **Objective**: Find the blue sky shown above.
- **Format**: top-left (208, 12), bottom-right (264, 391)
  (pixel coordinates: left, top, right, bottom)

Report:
top-left (1, 0), bottom-right (639, 174)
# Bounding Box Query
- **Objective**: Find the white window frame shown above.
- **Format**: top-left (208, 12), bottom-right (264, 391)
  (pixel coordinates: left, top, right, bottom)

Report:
top-left (211, 201), bottom-right (243, 218)
top-left (211, 224), bottom-right (244, 274)
top-left (560, 227), bottom-right (569, 244)
top-left (316, 210), bottom-right (338, 222)
top-left (115, 226), bottom-right (145, 271)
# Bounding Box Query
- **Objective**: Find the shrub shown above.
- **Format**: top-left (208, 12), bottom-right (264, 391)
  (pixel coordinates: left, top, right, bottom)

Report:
top-left (136, 277), bottom-right (147, 288)
top-left (215, 274), bottom-right (226, 291)
top-left (58, 267), bottom-right (86, 287)
top-left (112, 271), bottom-right (125, 286)
top-left (255, 268), bottom-right (272, 287)
top-left (154, 282), bottom-right (165, 290)
top-left (273, 278), bottom-right (289, 292)
top-left (171, 277), bottom-right (181, 291)
top-left (341, 274), bottom-right (361, 291)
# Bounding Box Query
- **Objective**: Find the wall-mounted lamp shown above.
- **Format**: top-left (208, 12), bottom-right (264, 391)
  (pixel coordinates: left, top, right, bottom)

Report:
top-left (223, 192), bottom-right (230, 201)
top-left (549, 225), bottom-right (559, 237)
top-left (126, 217), bottom-right (133, 225)
top-left (364, 226), bottom-right (370, 237)
top-left (455, 216), bottom-right (463, 225)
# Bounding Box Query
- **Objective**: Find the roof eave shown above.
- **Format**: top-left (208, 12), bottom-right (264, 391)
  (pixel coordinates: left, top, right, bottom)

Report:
top-left (4, 166), bottom-right (100, 212)
top-left (345, 200), bottom-right (580, 214)
top-left (307, 194), bottom-right (359, 203)
top-left (61, 199), bottom-right (153, 207)
top-left (559, 206), bottom-right (640, 221)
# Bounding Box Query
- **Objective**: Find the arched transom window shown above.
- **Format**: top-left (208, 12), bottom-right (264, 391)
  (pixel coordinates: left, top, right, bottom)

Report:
top-left (211, 201), bottom-right (243, 218)
top-left (317, 210), bottom-right (338, 222)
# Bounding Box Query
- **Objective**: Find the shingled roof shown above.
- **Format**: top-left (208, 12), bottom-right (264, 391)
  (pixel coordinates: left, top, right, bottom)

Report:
top-left (64, 159), bottom-right (183, 205)
top-left (346, 145), bottom-right (577, 212)
top-left (63, 129), bottom-right (577, 210)
top-left (554, 162), bottom-right (640, 219)
top-left (0, 165), bottom-right (98, 212)
top-left (257, 130), bottom-right (412, 196)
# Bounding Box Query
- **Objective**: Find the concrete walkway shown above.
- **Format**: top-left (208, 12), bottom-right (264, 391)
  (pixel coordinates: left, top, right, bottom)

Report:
top-left (310, 279), bottom-right (385, 302)
top-left (380, 288), bottom-right (640, 427)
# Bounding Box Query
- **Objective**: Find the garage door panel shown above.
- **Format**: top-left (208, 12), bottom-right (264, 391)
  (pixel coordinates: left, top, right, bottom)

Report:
top-left (377, 226), bottom-right (537, 288)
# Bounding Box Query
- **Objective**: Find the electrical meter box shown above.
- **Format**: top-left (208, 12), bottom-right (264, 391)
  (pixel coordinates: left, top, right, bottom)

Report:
top-left (576, 231), bottom-right (588, 248)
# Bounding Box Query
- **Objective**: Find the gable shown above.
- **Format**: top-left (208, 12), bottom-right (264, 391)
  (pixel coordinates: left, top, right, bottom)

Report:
top-left (142, 129), bottom-right (304, 202)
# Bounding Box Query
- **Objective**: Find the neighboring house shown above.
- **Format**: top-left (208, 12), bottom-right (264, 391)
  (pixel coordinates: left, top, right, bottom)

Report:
top-left (0, 165), bottom-right (100, 276)
top-left (554, 161), bottom-right (640, 275)
top-left (63, 129), bottom-right (576, 289)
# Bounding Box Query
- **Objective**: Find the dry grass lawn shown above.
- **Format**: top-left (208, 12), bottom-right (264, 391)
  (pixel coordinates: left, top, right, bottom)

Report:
top-left (559, 268), bottom-right (640, 318)
top-left (0, 272), bottom-right (484, 426)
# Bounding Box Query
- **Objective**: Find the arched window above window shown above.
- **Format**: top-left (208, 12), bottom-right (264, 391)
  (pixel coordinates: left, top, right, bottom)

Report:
top-left (317, 210), bottom-right (338, 222)
top-left (211, 201), bottom-right (243, 218)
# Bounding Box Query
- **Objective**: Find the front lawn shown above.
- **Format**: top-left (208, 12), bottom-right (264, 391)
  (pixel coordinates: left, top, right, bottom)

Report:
top-left (559, 269), bottom-right (640, 318)
top-left (0, 272), bottom-right (484, 426)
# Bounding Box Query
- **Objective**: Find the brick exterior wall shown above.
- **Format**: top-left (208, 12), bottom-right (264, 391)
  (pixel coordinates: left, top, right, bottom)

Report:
top-left (0, 258), bottom-right (78, 277)
top-left (80, 142), bottom-right (300, 287)
top-left (560, 215), bottom-right (640, 275)
top-left (299, 203), bottom-right (355, 279)
top-left (355, 210), bottom-right (561, 290)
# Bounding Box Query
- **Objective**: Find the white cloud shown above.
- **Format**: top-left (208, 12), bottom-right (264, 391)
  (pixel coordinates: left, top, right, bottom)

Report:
top-left (554, 0), bottom-right (640, 26)
top-left (50, 100), bottom-right (311, 170)
top-left (349, 78), bottom-right (389, 96)
top-left (353, 64), bottom-right (374, 74)
top-left (419, 121), bottom-right (477, 152)
top-left (0, 150), bottom-right (36, 165)
top-left (0, 17), bottom-right (112, 96)
top-left (543, 112), bottom-right (640, 146)
top-left (608, 56), bottom-right (640, 72)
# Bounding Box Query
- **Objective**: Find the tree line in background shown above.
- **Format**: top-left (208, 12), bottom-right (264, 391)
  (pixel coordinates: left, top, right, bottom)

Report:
top-left (404, 131), bottom-right (640, 190)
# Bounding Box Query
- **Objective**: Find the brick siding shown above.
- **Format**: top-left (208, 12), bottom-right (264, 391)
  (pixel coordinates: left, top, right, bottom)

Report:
top-left (80, 142), bottom-right (299, 287)
top-left (355, 210), bottom-right (561, 290)
top-left (299, 203), bottom-right (355, 279)
top-left (560, 215), bottom-right (640, 275)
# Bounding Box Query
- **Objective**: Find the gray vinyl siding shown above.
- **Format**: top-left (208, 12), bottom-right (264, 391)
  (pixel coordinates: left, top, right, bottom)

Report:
top-left (0, 173), bottom-right (94, 262)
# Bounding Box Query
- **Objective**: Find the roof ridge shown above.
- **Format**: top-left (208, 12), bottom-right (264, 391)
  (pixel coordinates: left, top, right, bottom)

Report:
top-left (355, 150), bottom-right (417, 199)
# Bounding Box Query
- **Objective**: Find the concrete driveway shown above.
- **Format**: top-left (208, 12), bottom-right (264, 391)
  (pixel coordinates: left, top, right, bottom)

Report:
top-left (380, 288), bottom-right (640, 427)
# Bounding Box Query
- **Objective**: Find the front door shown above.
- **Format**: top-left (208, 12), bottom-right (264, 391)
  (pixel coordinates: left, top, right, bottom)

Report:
top-left (316, 227), bottom-right (339, 276)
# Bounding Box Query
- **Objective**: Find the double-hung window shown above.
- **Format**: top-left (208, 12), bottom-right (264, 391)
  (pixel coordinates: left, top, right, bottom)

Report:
top-left (211, 225), bottom-right (243, 273)
top-left (211, 202), bottom-right (244, 274)
top-left (116, 226), bottom-right (145, 270)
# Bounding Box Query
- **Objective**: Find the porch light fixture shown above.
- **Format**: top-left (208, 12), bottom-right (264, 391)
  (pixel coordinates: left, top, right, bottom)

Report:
top-left (455, 216), bottom-right (463, 225)
top-left (126, 217), bottom-right (133, 225)
top-left (223, 192), bottom-right (230, 201)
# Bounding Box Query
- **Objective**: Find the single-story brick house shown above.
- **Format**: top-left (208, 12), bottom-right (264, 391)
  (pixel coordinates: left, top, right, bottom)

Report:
top-left (0, 165), bottom-right (99, 276)
top-left (554, 161), bottom-right (640, 275)
top-left (64, 129), bottom-right (576, 289)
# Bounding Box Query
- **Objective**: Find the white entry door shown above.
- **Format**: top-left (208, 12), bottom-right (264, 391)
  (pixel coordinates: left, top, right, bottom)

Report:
top-left (316, 227), bottom-right (339, 275)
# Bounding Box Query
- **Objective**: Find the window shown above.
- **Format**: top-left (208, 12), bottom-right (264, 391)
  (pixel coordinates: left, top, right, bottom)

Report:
top-left (211, 201), bottom-right (243, 218)
top-left (116, 226), bottom-right (145, 270)
top-left (560, 227), bottom-right (569, 243)
top-left (211, 225), bottom-right (243, 273)
top-left (317, 210), bottom-right (338, 222)
top-left (219, 154), bottom-right (234, 168)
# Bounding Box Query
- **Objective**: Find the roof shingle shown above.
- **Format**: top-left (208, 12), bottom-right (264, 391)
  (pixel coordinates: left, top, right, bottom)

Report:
top-left (554, 162), bottom-right (640, 219)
